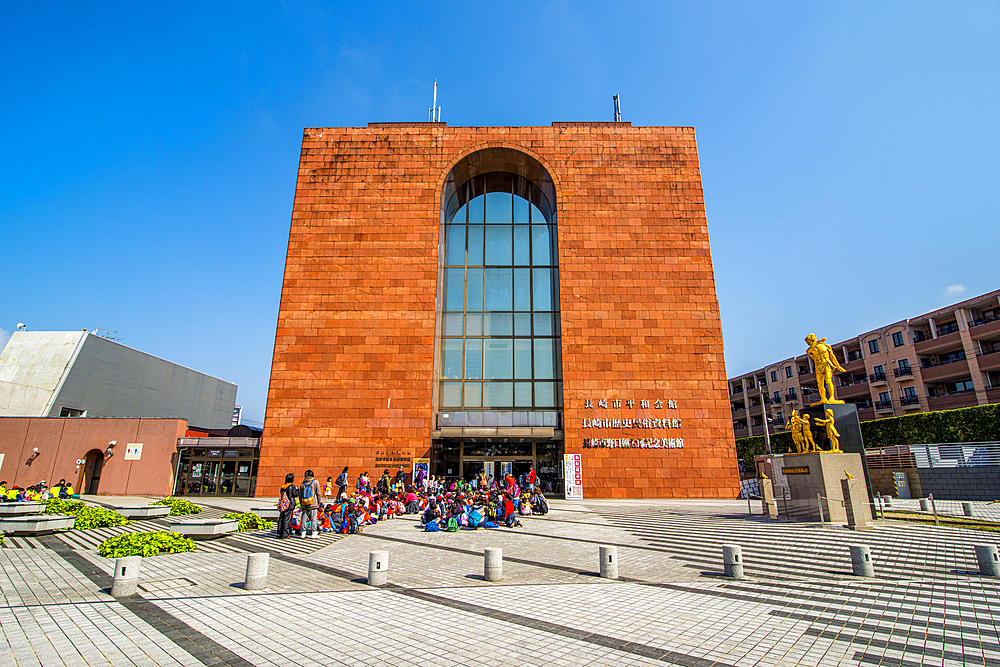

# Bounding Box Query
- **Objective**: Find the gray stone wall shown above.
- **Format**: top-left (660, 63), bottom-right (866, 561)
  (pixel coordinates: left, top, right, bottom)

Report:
top-left (915, 467), bottom-right (1000, 501)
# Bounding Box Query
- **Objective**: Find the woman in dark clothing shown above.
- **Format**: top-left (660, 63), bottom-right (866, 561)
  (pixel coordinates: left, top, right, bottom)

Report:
top-left (277, 473), bottom-right (299, 539)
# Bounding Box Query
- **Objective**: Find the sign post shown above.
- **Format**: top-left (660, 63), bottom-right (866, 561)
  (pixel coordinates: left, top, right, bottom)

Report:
top-left (564, 454), bottom-right (583, 499)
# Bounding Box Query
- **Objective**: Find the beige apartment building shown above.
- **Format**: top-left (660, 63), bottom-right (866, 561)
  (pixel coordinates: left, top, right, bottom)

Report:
top-left (729, 289), bottom-right (1000, 439)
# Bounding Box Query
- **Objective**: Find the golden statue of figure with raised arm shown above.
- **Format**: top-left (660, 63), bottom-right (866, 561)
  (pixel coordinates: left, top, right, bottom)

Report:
top-left (805, 333), bottom-right (847, 405)
top-left (813, 408), bottom-right (842, 452)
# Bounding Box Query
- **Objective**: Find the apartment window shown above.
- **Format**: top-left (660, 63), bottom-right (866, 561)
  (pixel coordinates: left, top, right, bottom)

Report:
top-left (770, 370), bottom-right (778, 383)
top-left (902, 386), bottom-right (917, 399)
top-left (868, 339), bottom-right (880, 354)
top-left (879, 391), bottom-right (891, 403)
top-left (898, 358), bottom-right (910, 370)
top-left (785, 366), bottom-right (793, 378)
top-left (59, 407), bottom-right (86, 417)
top-left (773, 390), bottom-right (780, 402)
top-left (892, 331), bottom-right (905, 347)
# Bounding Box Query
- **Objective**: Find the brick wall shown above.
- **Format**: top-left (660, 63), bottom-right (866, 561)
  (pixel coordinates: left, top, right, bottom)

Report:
top-left (259, 123), bottom-right (739, 498)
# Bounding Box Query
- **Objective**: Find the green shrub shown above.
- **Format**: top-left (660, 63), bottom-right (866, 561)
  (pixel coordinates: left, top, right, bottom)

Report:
top-left (221, 512), bottom-right (273, 533)
top-left (98, 531), bottom-right (196, 558)
top-left (43, 499), bottom-right (130, 529)
top-left (152, 497), bottom-right (203, 516)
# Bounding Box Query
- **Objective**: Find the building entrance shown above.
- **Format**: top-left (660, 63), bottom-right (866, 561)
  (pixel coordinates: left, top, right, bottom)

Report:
top-left (432, 439), bottom-right (563, 494)
top-left (174, 446), bottom-right (258, 497)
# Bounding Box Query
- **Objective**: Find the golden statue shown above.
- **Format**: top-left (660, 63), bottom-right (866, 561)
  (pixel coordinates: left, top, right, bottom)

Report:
top-left (800, 413), bottom-right (818, 452)
top-left (786, 409), bottom-right (808, 453)
top-left (814, 408), bottom-right (842, 452)
top-left (805, 333), bottom-right (847, 406)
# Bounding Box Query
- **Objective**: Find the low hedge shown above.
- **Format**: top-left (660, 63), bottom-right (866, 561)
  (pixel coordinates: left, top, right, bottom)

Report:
top-left (43, 499), bottom-right (131, 530)
top-left (735, 403), bottom-right (1000, 472)
top-left (221, 512), bottom-right (273, 533)
top-left (152, 497), bottom-right (203, 516)
top-left (98, 531), bottom-right (196, 558)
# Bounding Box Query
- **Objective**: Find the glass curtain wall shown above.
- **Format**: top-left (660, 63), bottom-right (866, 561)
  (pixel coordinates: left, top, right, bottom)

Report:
top-left (439, 172), bottom-right (562, 410)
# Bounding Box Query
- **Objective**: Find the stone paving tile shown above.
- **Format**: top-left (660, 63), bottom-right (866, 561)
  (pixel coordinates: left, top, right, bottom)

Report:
top-left (4, 498), bottom-right (1000, 667)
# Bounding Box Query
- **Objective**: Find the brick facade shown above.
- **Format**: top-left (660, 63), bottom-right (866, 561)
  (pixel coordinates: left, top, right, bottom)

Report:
top-left (259, 123), bottom-right (739, 498)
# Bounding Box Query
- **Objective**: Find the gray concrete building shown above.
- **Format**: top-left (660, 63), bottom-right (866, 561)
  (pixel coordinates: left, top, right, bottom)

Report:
top-left (0, 330), bottom-right (236, 429)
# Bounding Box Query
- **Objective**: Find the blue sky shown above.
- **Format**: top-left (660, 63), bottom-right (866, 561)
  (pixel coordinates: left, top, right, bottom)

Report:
top-left (2, 2), bottom-right (998, 426)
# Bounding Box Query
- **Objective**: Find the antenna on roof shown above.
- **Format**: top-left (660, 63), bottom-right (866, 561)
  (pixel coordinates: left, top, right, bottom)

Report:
top-left (428, 80), bottom-right (441, 122)
top-left (613, 94), bottom-right (621, 122)
top-left (93, 329), bottom-right (123, 342)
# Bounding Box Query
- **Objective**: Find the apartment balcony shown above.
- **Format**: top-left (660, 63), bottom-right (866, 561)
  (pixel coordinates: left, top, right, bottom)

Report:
top-left (969, 318), bottom-right (1000, 340)
top-left (977, 350), bottom-right (1000, 372)
top-left (837, 382), bottom-right (872, 400)
top-left (914, 330), bottom-right (963, 355)
top-left (919, 358), bottom-right (970, 384)
top-left (869, 372), bottom-right (889, 386)
top-left (733, 427), bottom-right (749, 439)
top-left (900, 395), bottom-right (922, 410)
top-left (927, 391), bottom-right (978, 411)
top-left (730, 387), bottom-right (743, 395)
top-left (748, 404), bottom-right (763, 416)
top-left (893, 366), bottom-right (914, 379)
top-left (874, 399), bottom-right (893, 412)
top-left (731, 406), bottom-right (745, 415)
top-left (987, 387), bottom-right (1000, 404)
top-left (784, 392), bottom-right (798, 403)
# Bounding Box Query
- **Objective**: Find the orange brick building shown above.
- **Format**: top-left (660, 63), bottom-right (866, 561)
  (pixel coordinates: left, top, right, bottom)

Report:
top-left (259, 122), bottom-right (739, 498)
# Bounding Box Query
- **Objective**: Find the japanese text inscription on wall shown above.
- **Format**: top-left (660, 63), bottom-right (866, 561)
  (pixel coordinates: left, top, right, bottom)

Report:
top-left (581, 396), bottom-right (684, 450)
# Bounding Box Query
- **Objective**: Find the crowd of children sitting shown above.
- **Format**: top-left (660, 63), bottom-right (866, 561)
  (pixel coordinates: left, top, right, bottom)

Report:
top-left (279, 466), bottom-right (550, 538)
top-left (0, 479), bottom-right (77, 502)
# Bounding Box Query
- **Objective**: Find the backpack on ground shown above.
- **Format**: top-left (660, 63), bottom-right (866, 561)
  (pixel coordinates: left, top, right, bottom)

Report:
top-left (467, 510), bottom-right (484, 528)
top-left (406, 500), bottom-right (420, 514)
top-left (445, 516), bottom-right (459, 532)
top-left (348, 515), bottom-right (360, 534)
top-left (425, 520), bottom-right (440, 532)
top-left (532, 495), bottom-right (549, 515)
top-left (300, 481), bottom-right (316, 508)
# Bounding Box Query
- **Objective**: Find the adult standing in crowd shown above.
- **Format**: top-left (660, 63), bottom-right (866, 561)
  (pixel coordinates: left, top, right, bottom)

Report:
top-left (299, 470), bottom-right (321, 538)
top-left (277, 473), bottom-right (298, 539)
top-left (336, 466), bottom-right (349, 499)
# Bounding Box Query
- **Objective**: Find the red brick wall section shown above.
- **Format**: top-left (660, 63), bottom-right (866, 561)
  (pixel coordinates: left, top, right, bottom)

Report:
top-left (261, 123), bottom-right (739, 499)
top-left (0, 417), bottom-right (184, 497)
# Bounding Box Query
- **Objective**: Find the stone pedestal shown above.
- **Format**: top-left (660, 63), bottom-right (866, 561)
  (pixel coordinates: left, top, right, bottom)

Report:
top-left (760, 477), bottom-right (777, 519)
top-left (842, 478), bottom-right (873, 530)
top-left (803, 402), bottom-right (876, 514)
top-left (780, 452), bottom-right (870, 524)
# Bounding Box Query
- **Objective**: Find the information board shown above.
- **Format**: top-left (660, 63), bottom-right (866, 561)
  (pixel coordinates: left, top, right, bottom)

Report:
top-left (564, 454), bottom-right (583, 499)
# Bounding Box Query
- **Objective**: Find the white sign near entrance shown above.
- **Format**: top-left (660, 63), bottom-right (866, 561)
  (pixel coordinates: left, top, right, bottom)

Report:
top-left (564, 454), bottom-right (583, 500)
top-left (124, 443), bottom-right (143, 461)
top-left (485, 461), bottom-right (495, 484)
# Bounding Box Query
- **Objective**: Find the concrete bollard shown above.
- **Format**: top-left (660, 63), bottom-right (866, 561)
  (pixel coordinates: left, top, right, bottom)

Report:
top-left (367, 551), bottom-right (389, 586)
top-left (975, 545), bottom-right (1000, 577)
top-left (599, 546), bottom-right (618, 580)
top-left (850, 545), bottom-right (874, 577)
top-left (244, 553), bottom-right (268, 590)
top-left (111, 556), bottom-right (142, 597)
top-left (484, 548), bottom-right (503, 582)
top-left (963, 502), bottom-right (975, 518)
top-left (919, 498), bottom-right (930, 511)
top-left (723, 545), bottom-right (744, 579)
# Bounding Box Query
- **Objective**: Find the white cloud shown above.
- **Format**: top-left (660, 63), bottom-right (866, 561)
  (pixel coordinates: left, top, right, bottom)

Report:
top-left (0, 328), bottom-right (9, 351)
top-left (943, 284), bottom-right (966, 297)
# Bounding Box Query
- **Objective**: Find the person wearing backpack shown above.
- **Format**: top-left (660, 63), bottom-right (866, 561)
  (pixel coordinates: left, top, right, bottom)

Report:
top-left (277, 473), bottom-right (299, 539)
top-left (299, 470), bottom-right (322, 538)
top-left (335, 466), bottom-right (349, 499)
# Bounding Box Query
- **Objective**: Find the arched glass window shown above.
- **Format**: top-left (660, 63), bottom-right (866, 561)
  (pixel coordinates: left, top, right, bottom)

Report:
top-left (439, 172), bottom-right (561, 410)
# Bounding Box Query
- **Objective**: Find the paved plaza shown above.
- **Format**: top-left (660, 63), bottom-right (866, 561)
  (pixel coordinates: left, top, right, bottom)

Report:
top-left (2, 497), bottom-right (999, 667)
